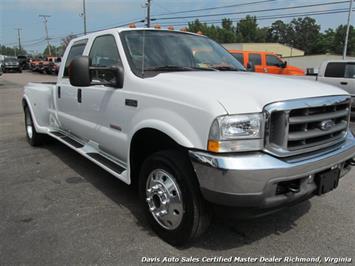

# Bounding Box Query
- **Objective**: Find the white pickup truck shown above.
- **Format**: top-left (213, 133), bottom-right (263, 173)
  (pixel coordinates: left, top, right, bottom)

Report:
top-left (317, 60), bottom-right (355, 117)
top-left (23, 28), bottom-right (355, 245)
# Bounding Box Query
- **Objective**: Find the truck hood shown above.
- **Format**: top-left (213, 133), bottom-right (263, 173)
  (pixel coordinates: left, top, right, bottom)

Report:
top-left (147, 71), bottom-right (348, 114)
top-left (286, 65), bottom-right (305, 75)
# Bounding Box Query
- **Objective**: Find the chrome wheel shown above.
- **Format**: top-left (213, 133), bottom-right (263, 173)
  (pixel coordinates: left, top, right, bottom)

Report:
top-left (25, 110), bottom-right (33, 139)
top-left (146, 169), bottom-right (184, 230)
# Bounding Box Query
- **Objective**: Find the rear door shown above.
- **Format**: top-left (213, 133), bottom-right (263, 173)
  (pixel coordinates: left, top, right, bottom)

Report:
top-left (56, 39), bottom-right (88, 134)
top-left (231, 52), bottom-right (245, 67)
top-left (247, 53), bottom-right (263, 73)
top-left (319, 62), bottom-right (347, 88)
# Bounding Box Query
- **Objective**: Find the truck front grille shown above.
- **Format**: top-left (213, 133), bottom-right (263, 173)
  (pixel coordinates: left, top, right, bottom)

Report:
top-left (265, 96), bottom-right (351, 157)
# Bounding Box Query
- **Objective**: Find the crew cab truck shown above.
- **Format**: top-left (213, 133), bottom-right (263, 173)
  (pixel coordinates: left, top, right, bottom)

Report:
top-left (228, 50), bottom-right (304, 76)
top-left (23, 28), bottom-right (355, 246)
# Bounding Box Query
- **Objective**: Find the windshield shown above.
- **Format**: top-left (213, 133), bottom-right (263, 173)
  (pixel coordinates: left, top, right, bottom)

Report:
top-left (5, 58), bottom-right (18, 62)
top-left (120, 30), bottom-right (245, 77)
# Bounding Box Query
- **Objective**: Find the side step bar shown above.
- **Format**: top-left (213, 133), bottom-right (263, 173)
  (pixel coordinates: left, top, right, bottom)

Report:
top-left (47, 130), bottom-right (128, 182)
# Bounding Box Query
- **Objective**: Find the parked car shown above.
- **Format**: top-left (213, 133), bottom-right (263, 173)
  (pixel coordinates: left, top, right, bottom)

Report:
top-left (228, 50), bottom-right (304, 76)
top-left (46, 57), bottom-right (62, 74)
top-left (2, 57), bottom-right (22, 73)
top-left (30, 58), bottom-right (42, 72)
top-left (22, 28), bottom-right (355, 246)
top-left (17, 55), bottom-right (29, 70)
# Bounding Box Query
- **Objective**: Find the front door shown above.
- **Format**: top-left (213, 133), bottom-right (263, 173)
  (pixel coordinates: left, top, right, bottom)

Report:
top-left (265, 54), bottom-right (284, 75)
top-left (79, 34), bottom-right (127, 161)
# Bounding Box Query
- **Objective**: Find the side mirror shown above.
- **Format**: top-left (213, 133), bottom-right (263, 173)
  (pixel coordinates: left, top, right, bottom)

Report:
top-left (281, 61), bottom-right (287, 68)
top-left (69, 56), bottom-right (91, 87)
top-left (246, 62), bottom-right (255, 72)
top-left (69, 56), bottom-right (124, 88)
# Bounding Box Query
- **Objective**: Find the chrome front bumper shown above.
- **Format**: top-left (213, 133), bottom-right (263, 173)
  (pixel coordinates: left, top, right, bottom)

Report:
top-left (189, 132), bottom-right (355, 208)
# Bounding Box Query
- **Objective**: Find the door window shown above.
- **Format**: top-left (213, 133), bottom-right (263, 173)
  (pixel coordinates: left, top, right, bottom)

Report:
top-left (266, 54), bottom-right (283, 67)
top-left (63, 39), bottom-right (88, 77)
top-left (89, 35), bottom-right (122, 82)
top-left (248, 53), bottom-right (261, 65)
top-left (324, 62), bottom-right (346, 78)
top-left (345, 63), bottom-right (355, 79)
top-left (231, 53), bottom-right (244, 65)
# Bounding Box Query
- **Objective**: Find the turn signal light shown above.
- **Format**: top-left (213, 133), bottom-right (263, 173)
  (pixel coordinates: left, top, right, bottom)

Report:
top-left (207, 140), bottom-right (220, 153)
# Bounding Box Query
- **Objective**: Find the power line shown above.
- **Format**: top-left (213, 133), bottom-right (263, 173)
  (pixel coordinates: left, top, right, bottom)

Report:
top-left (158, 9), bottom-right (355, 27)
top-left (157, 8), bottom-right (354, 26)
top-left (153, 0), bottom-right (351, 21)
top-left (153, 0), bottom-right (276, 16)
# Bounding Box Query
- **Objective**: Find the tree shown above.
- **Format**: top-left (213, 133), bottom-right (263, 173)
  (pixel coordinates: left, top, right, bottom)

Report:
top-left (0, 45), bottom-right (27, 56)
top-left (43, 44), bottom-right (59, 56)
top-left (267, 20), bottom-right (292, 43)
top-left (289, 17), bottom-right (321, 54)
top-left (236, 16), bottom-right (258, 42)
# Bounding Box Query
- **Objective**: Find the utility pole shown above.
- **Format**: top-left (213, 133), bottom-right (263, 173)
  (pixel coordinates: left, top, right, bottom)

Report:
top-left (82, 0), bottom-right (87, 35)
top-left (39, 14), bottom-right (51, 56)
top-left (145, 0), bottom-right (151, 28)
top-left (15, 28), bottom-right (22, 54)
top-left (343, 0), bottom-right (353, 59)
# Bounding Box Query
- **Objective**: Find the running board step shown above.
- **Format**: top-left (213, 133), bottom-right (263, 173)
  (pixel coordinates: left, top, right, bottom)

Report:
top-left (61, 136), bottom-right (84, 148)
top-left (47, 130), bottom-right (127, 181)
top-left (87, 153), bottom-right (125, 174)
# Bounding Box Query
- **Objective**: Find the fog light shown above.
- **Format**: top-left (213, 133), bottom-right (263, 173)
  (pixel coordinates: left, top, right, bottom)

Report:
top-left (307, 174), bottom-right (314, 184)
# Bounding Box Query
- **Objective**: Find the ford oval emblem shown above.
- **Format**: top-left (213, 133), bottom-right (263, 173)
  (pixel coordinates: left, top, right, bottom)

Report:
top-left (320, 120), bottom-right (335, 131)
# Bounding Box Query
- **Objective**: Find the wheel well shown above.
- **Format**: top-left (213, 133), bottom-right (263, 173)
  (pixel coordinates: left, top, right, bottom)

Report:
top-left (129, 128), bottom-right (187, 187)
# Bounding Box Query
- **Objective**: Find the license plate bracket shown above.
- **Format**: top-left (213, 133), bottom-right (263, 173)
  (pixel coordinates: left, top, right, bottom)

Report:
top-left (315, 168), bottom-right (340, 195)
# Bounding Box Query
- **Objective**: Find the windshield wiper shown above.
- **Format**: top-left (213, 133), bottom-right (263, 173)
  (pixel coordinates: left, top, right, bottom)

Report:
top-left (144, 65), bottom-right (195, 72)
top-left (209, 65), bottom-right (242, 71)
top-left (144, 65), bottom-right (217, 72)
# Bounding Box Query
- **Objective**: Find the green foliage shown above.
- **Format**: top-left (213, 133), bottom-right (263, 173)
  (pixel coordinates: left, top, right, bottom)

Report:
top-left (0, 45), bottom-right (27, 56)
top-left (187, 16), bottom-right (355, 56)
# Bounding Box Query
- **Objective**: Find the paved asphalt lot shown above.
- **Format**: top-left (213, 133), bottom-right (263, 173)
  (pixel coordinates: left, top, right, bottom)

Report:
top-left (0, 72), bottom-right (354, 265)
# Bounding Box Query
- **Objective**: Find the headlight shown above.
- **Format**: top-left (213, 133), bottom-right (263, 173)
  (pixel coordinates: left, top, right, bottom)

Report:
top-left (208, 113), bottom-right (264, 152)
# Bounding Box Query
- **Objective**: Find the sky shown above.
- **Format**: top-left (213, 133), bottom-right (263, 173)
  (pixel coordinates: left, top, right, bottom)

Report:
top-left (0, 0), bottom-right (354, 53)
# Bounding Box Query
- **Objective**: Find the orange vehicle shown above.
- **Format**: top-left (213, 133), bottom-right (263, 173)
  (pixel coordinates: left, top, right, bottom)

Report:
top-left (229, 50), bottom-right (304, 76)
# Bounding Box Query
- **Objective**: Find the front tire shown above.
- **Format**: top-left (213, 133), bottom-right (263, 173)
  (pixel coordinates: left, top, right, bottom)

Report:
top-left (139, 150), bottom-right (211, 246)
top-left (24, 106), bottom-right (44, 146)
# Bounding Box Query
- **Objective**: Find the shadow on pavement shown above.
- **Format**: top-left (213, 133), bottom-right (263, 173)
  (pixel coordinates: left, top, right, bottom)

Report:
top-left (44, 138), bottom-right (312, 250)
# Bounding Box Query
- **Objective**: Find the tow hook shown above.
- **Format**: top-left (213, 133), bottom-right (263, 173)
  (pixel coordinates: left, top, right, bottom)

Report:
top-left (288, 185), bottom-right (300, 193)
